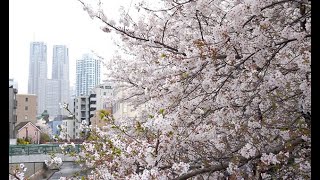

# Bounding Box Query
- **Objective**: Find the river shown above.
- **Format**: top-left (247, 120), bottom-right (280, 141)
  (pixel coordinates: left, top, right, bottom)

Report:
top-left (48, 162), bottom-right (85, 180)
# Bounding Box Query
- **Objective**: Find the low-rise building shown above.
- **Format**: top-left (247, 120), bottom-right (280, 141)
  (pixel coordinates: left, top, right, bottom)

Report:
top-left (15, 121), bottom-right (41, 144)
top-left (47, 117), bottom-right (63, 138)
top-left (62, 116), bottom-right (77, 140)
top-left (89, 82), bottom-right (113, 128)
top-left (16, 94), bottom-right (37, 124)
top-left (9, 81), bottom-right (18, 140)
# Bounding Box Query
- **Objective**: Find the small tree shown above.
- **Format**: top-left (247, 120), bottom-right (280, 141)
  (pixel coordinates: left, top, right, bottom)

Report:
top-left (40, 133), bottom-right (51, 144)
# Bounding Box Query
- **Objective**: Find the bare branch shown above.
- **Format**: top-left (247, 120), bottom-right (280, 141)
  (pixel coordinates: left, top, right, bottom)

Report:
top-left (195, 10), bottom-right (205, 42)
top-left (78, 0), bottom-right (186, 56)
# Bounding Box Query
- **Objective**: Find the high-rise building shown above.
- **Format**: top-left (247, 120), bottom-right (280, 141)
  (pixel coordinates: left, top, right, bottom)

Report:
top-left (46, 45), bottom-right (70, 117)
top-left (52, 45), bottom-right (69, 105)
top-left (45, 79), bottom-right (60, 117)
top-left (76, 53), bottom-right (101, 96)
top-left (28, 42), bottom-right (47, 115)
top-left (68, 85), bottom-right (76, 113)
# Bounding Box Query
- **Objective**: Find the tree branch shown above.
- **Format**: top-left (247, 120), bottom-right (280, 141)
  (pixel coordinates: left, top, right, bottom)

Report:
top-left (195, 10), bottom-right (205, 42)
top-left (78, 0), bottom-right (187, 56)
top-left (174, 138), bottom-right (304, 180)
top-left (275, 34), bottom-right (311, 46)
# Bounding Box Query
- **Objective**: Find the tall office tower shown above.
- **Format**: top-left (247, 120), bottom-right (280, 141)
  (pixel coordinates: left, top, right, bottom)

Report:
top-left (28, 42), bottom-right (47, 115)
top-left (48, 45), bottom-right (70, 116)
top-left (68, 85), bottom-right (76, 113)
top-left (45, 79), bottom-right (60, 117)
top-left (76, 53), bottom-right (101, 96)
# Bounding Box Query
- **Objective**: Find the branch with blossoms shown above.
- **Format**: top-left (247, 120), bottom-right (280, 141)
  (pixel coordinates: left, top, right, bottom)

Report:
top-left (71, 0), bottom-right (311, 179)
top-left (9, 164), bottom-right (27, 180)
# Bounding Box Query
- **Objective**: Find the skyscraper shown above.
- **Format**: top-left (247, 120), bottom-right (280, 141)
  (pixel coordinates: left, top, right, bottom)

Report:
top-left (28, 42), bottom-right (47, 115)
top-left (45, 79), bottom-right (60, 116)
top-left (46, 45), bottom-right (70, 117)
top-left (76, 53), bottom-right (101, 96)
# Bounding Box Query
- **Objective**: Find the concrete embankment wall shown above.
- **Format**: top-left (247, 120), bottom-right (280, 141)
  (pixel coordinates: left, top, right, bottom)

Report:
top-left (9, 162), bottom-right (44, 179)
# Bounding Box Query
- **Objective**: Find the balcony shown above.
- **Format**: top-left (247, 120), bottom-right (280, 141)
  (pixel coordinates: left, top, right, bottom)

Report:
top-left (90, 97), bottom-right (97, 101)
top-left (81, 101), bottom-right (86, 105)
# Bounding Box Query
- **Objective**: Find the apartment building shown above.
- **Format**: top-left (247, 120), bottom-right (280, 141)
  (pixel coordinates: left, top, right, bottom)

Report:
top-left (16, 94), bottom-right (37, 124)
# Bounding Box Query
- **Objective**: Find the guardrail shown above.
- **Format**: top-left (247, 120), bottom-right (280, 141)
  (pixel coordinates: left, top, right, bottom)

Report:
top-left (9, 144), bottom-right (81, 156)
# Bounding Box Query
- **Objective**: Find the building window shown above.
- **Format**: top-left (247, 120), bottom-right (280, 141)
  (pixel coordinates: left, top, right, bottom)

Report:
top-left (25, 106), bottom-right (28, 111)
top-left (25, 115), bottom-right (28, 120)
top-left (25, 97), bottom-right (28, 102)
top-left (103, 92), bottom-right (106, 96)
top-left (35, 131), bottom-right (37, 135)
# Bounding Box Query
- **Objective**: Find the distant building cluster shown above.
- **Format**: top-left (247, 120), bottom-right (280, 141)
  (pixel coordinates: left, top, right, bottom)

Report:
top-left (28, 42), bottom-right (70, 117)
top-left (9, 41), bottom-right (141, 144)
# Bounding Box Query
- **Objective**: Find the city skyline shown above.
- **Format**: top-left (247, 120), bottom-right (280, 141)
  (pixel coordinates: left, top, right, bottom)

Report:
top-left (9, 0), bottom-right (133, 94)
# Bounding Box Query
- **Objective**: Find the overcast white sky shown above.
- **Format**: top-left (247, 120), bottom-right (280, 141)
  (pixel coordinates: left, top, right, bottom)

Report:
top-left (9, 0), bottom-right (133, 94)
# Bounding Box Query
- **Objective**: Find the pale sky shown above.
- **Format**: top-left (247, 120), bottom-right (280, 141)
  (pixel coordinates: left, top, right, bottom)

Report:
top-left (9, 0), bottom-right (133, 94)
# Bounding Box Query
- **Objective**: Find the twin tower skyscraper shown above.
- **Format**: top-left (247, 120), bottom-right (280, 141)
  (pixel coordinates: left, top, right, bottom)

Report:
top-left (28, 42), bottom-right (69, 117)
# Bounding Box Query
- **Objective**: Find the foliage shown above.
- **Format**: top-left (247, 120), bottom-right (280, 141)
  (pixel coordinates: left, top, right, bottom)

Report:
top-left (17, 137), bottom-right (32, 145)
top-left (40, 133), bottom-right (51, 144)
top-left (58, 0), bottom-right (311, 179)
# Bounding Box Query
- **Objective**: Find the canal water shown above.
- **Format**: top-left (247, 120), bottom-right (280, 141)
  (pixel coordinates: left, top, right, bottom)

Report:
top-left (48, 162), bottom-right (85, 179)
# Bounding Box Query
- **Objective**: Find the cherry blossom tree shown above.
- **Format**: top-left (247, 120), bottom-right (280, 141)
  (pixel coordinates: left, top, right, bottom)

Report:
top-left (71, 0), bottom-right (311, 179)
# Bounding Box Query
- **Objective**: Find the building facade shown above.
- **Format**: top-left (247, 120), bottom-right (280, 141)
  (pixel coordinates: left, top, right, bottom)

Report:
top-left (52, 45), bottom-right (70, 116)
top-left (45, 79), bottom-right (60, 117)
top-left (9, 78), bottom-right (18, 89)
top-left (16, 94), bottom-right (37, 124)
top-left (89, 82), bottom-right (113, 127)
top-left (28, 42), bottom-right (47, 115)
top-left (62, 117), bottom-right (77, 140)
top-left (15, 121), bottom-right (41, 144)
top-left (47, 119), bottom-right (63, 138)
top-left (76, 53), bottom-right (101, 96)
top-left (9, 83), bottom-right (18, 139)
top-left (73, 96), bottom-right (89, 137)
top-left (112, 84), bottom-right (148, 122)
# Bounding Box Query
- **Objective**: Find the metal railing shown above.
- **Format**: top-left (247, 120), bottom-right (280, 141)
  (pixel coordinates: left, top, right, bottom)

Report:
top-left (9, 144), bottom-right (81, 156)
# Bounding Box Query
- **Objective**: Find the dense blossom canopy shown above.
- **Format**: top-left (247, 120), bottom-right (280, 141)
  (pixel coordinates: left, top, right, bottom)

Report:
top-left (74, 0), bottom-right (311, 179)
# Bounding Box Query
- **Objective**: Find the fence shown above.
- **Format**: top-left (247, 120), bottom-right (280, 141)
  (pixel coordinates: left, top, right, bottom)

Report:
top-left (9, 144), bottom-right (81, 156)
